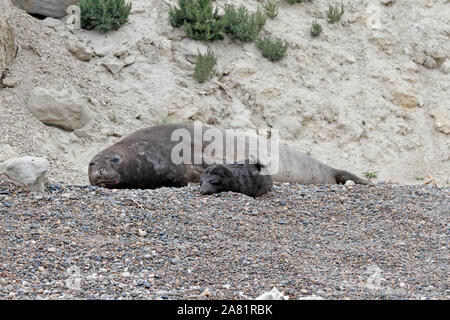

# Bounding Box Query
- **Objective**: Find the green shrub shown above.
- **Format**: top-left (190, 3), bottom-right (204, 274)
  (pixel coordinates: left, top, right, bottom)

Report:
top-left (79, 0), bottom-right (132, 33)
top-left (255, 35), bottom-right (288, 62)
top-left (194, 48), bottom-right (217, 83)
top-left (263, 1), bottom-right (278, 19)
top-left (223, 5), bottom-right (267, 42)
top-left (327, 3), bottom-right (344, 23)
top-left (169, 0), bottom-right (224, 41)
top-left (310, 20), bottom-right (322, 37)
top-left (364, 171), bottom-right (377, 179)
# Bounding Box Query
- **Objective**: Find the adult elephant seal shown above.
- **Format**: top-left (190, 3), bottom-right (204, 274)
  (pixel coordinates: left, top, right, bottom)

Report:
top-left (88, 123), bottom-right (370, 189)
top-left (200, 163), bottom-right (273, 197)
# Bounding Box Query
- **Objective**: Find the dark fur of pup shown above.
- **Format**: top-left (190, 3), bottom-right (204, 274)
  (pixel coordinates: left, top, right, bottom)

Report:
top-left (200, 163), bottom-right (273, 197)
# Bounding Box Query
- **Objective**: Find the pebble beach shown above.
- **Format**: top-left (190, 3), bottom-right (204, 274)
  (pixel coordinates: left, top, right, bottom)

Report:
top-left (0, 181), bottom-right (448, 300)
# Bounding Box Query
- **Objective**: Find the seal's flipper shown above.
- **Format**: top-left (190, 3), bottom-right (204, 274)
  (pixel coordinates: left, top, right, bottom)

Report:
top-left (255, 160), bottom-right (264, 172)
top-left (334, 169), bottom-right (372, 185)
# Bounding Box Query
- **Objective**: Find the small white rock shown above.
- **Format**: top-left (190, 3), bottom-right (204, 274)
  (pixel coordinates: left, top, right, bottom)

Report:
top-left (440, 60), bottom-right (450, 74)
top-left (93, 44), bottom-right (114, 57)
top-left (131, 7), bottom-right (146, 14)
top-left (255, 287), bottom-right (289, 300)
top-left (423, 56), bottom-right (438, 69)
top-left (429, 107), bottom-right (450, 135)
top-left (1, 76), bottom-right (18, 88)
top-left (200, 288), bottom-right (211, 297)
top-left (67, 40), bottom-right (93, 62)
top-left (123, 55), bottom-right (136, 66)
top-left (298, 294), bottom-right (324, 300)
top-left (43, 17), bottom-right (63, 29)
top-left (112, 46), bottom-right (129, 58)
top-left (101, 56), bottom-right (126, 75)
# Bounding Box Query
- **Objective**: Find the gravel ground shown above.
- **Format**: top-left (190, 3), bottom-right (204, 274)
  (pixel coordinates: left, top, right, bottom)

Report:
top-left (0, 181), bottom-right (448, 300)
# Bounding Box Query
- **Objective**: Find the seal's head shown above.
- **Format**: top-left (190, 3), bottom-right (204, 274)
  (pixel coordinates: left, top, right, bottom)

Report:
top-left (199, 164), bottom-right (229, 195)
top-left (88, 149), bottom-right (126, 188)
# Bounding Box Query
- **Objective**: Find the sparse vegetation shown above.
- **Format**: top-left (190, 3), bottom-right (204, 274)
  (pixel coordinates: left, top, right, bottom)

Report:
top-left (79, 0), bottom-right (132, 33)
top-left (154, 114), bottom-right (179, 125)
top-left (263, 1), bottom-right (279, 19)
top-left (310, 21), bottom-right (322, 37)
top-left (168, 1), bottom-right (290, 75)
top-left (194, 48), bottom-right (217, 83)
top-left (255, 35), bottom-right (288, 62)
top-left (169, 0), bottom-right (225, 41)
top-left (364, 171), bottom-right (377, 180)
top-left (223, 5), bottom-right (267, 42)
top-left (110, 108), bottom-right (117, 123)
top-left (327, 2), bottom-right (344, 23)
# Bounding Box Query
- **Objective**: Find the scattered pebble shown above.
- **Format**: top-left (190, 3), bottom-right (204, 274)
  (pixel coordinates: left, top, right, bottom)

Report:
top-left (0, 181), bottom-right (447, 299)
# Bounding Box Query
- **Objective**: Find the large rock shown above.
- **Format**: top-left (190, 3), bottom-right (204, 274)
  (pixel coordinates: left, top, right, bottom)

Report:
top-left (0, 157), bottom-right (49, 192)
top-left (29, 87), bottom-right (92, 131)
top-left (0, 0), bottom-right (17, 79)
top-left (12, 0), bottom-right (78, 19)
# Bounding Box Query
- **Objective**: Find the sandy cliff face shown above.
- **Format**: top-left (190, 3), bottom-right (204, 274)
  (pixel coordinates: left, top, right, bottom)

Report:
top-left (0, 0), bottom-right (449, 185)
top-left (0, 0), bottom-right (17, 78)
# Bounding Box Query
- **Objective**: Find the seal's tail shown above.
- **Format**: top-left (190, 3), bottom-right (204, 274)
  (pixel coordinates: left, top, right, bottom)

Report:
top-left (334, 169), bottom-right (373, 185)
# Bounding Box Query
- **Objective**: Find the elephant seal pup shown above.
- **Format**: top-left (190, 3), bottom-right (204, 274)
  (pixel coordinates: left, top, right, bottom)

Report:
top-left (89, 123), bottom-right (370, 189)
top-left (200, 163), bottom-right (273, 197)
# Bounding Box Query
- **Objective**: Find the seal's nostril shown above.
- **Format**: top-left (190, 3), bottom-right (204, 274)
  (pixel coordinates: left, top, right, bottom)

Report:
top-left (98, 170), bottom-right (103, 176)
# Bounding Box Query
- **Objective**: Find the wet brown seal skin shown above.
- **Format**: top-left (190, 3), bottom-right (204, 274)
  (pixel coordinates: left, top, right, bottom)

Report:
top-left (200, 163), bottom-right (273, 197)
top-left (89, 123), bottom-right (370, 189)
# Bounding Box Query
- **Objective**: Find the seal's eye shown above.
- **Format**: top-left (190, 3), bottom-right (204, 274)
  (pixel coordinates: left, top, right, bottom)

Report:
top-left (89, 162), bottom-right (95, 166)
top-left (110, 158), bottom-right (120, 163)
